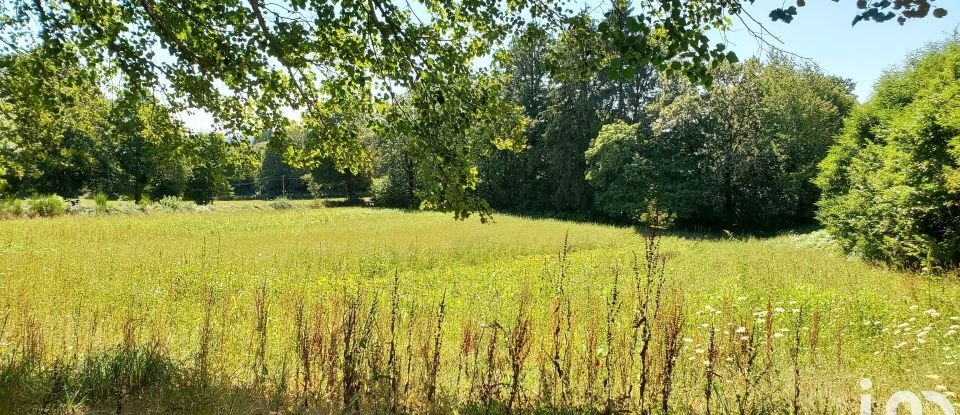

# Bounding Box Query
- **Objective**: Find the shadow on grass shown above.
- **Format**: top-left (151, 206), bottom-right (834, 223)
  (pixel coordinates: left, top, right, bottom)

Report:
top-left (0, 346), bottom-right (615, 414)
top-left (0, 347), bottom-right (265, 414)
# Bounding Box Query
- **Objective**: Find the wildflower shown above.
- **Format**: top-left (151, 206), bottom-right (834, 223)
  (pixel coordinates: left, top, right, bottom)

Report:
top-left (910, 305), bottom-right (920, 311)
top-left (683, 337), bottom-right (693, 343)
top-left (774, 332), bottom-right (785, 338)
top-left (735, 326), bottom-right (747, 334)
top-left (926, 374), bottom-right (941, 381)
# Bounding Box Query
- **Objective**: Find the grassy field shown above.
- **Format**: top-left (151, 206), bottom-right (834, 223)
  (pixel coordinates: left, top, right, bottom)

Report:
top-left (0, 203), bottom-right (958, 413)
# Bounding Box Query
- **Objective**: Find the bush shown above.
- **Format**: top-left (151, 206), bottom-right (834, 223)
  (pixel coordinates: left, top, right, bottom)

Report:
top-left (816, 40), bottom-right (960, 270)
top-left (268, 197), bottom-right (295, 210)
top-left (93, 192), bottom-right (108, 214)
top-left (371, 176), bottom-right (417, 208)
top-left (27, 194), bottom-right (67, 217)
top-left (155, 196), bottom-right (194, 212)
top-left (109, 201), bottom-right (148, 215)
top-left (1, 196), bottom-right (24, 218)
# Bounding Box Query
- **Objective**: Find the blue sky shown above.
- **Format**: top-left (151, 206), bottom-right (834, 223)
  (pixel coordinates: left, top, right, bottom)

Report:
top-left (179, 1), bottom-right (960, 131)
top-left (704, 1), bottom-right (960, 100)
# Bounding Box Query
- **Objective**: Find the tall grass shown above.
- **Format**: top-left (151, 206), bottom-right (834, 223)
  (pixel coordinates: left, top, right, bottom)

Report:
top-left (0, 208), bottom-right (957, 412)
top-left (93, 192), bottom-right (108, 214)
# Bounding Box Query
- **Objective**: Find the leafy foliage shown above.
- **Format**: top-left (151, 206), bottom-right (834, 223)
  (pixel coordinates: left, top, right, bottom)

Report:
top-left (584, 121), bottom-right (645, 218)
top-left (816, 40), bottom-right (960, 269)
top-left (2, 0), bottom-right (938, 218)
top-left (26, 194), bottom-right (67, 217)
top-left (586, 57), bottom-right (855, 227)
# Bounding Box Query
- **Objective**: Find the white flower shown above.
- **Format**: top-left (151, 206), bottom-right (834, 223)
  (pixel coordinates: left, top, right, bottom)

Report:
top-left (683, 337), bottom-right (693, 343)
top-left (695, 348), bottom-right (705, 354)
top-left (774, 332), bottom-right (785, 338)
top-left (926, 374), bottom-right (942, 381)
top-left (735, 327), bottom-right (747, 334)
top-left (910, 305), bottom-right (920, 311)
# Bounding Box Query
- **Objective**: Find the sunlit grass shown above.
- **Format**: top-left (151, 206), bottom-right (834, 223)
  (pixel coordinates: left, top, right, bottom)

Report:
top-left (0, 206), bottom-right (957, 413)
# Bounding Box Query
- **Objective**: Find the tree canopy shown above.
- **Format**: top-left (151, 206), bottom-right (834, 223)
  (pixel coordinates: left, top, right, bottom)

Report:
top-left (816, 38), bottom-right (960, 269)
top-left (0, 0), bottom-right (951, 217)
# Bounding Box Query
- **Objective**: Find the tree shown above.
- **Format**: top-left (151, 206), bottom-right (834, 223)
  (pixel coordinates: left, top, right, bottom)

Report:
top-left (184, 133), bottom-right (257, 204)
top-left (0, 50), bottom-right (113, 197)
top-left (4, 0), bottom-right (939, 217)
top-left (477, 24), bottom-right (551, 211)
top-left (584, 121), bottom-right (645, 219)
top-left (109, 92), bottom-right (191, 202)
top-left (816, 39), bottom-right (960, 269)
top-left (587, 57), bottom-right (854, 227)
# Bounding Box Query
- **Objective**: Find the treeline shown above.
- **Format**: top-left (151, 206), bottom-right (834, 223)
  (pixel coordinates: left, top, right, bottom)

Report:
top-left (0, 50), bottom-right (371, 204)
top-left (373, 18), bottom-right (856, 229)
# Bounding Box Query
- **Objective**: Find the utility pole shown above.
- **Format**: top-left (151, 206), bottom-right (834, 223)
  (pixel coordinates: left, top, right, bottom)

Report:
top-left (281, 175), bottom-right (286, 196)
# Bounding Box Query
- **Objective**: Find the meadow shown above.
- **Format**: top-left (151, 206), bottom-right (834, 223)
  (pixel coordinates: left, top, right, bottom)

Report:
top-left (0, 203), bottom-right (958, 414)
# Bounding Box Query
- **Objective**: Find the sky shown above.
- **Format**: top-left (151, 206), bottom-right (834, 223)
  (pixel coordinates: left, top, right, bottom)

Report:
top-left (178, 1), bottom-right (960, 132)
top-left (710, 1), bottom-right (960, 101)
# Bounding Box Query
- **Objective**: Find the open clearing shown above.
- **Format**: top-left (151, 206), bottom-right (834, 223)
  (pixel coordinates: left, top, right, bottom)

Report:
top-left (0, 205), bottom-right (958, 413)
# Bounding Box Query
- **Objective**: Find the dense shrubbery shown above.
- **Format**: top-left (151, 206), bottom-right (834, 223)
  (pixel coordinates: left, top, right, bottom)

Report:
top-left (268, 197), bottom-right (296, 210)
top-left (586, 58), bottom-right (855, 227)
top-left (26, 194), bottom-right (67, 217)
top-left (816, 41), bottom-right (960, 269)
top-left (0, 195), bottom-right (67, 218)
